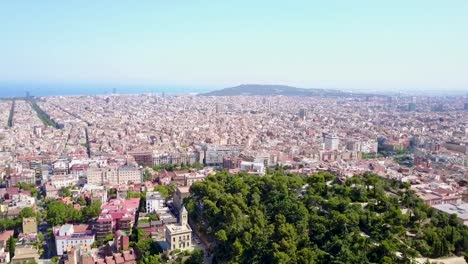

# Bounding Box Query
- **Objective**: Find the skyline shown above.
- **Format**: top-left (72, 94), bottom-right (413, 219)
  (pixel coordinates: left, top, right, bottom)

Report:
top-left (1, 1), bottom-right (468, 93)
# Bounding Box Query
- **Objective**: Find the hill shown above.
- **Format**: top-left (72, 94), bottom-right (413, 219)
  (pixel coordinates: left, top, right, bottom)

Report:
top-left (186, 171), bottom-right (468, 263)
top-left (200, 84), bottom-right (359, 97)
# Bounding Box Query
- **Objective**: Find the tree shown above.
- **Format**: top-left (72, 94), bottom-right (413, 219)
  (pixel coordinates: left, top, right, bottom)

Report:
top-left (185, 171), bottom-right (468, 263)
top-left (184, 249), bottom-right (204, 264)
top-left (134, 238), bottom-right (162, 258)
top-left (82, 201), bottom-right (102, 221)
top-left (154, 184), bottom-right (175, 199)
top-left (103, 234), bottom-right (114, 243)
top-left (16, 183), bottom-right (38, 198)
top-left (142, 169), bottom-right (153, 182)
top-left (76, 196), bottom-right (87, 206)
top-left (51, 256), bottom-right (59, 264)
top-left (46, 200), bottom-right (69, 226)
top-left (7, 237), bottom-right (16, 260)
top-left (131, 228), bottom-right (145, 243)
top-left (139, 254), bottom-right (162, 264)
top-left (59, 187), bottom-right (72, 197)
top-left (19, 207), bottom-right (35, 219)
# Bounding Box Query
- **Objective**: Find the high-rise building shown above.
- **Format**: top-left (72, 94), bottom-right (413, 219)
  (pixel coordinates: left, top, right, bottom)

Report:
top-left (464, 102), bottom-right (468, 110)
top-left (299, 108), bottom-right (307, 120)
top-left (324, 134), bottom-right (340, 150)
top-left (408, 103), bottom-right (416, 111)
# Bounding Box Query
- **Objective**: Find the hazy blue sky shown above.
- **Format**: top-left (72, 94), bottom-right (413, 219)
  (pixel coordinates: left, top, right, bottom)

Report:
top-left (1, 0), bottom-right (467, 92)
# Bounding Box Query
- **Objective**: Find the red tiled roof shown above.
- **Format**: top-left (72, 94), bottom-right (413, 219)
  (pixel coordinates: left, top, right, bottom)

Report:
top-left (73, 224), bottom-right (92, 233)
top-left (105, 256), bottom-right (116, 264)
top-left (113, 254), bottom-right (124, 264)
top-left (0, 230), bottom-right (14, 243)
top-left (122, 251), bottom-right (135, 261)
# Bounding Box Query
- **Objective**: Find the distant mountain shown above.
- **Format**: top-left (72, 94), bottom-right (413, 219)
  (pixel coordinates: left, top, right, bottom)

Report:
top-left (200, 84), bottom-right (363, 97)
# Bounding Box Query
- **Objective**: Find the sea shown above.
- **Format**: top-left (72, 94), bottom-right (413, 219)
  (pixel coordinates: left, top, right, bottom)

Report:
top-left (0, 82), bottom-right (212, 98)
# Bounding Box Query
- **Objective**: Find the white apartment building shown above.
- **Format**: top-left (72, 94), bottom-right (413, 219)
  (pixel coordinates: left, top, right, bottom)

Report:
top-left (240, 161), bottom-right (265, 175)
top-left (361, 139), bottom-right (378, 154)
top-left (50, 174), bottom-right (77, 189)
top-left (205, 145), bottom-right (242, 166)
top-left (117, 165), bottom-right (141, 184)
top-left (54, 224), bottom-right (95, 255)
top-left (86, 165), bottom-right (141, 185)
top-left (146, 191), bottom-right (165, 213)
top-left (86, 166), bottom-right (104, 185)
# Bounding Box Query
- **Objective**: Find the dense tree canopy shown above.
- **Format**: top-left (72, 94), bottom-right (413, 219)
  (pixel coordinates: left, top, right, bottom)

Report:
top-left (0, 207), bottom-right (38, 231)
top-left (185, 171), bottom-right (468, 264)
top-left (16, 183), bottom-right (38, 198)
top-left (44, 199), bottom-right (101, 226)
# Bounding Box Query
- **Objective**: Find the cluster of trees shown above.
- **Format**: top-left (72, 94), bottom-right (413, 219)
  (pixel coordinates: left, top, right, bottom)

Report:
top-left (130, 226), bottom-right (203, 264)
top-left (143, 169), bottom-right (153, 182)
top-left (393, 156), bottom-right (414, 167)
top-left (130, 228), bottom-right (163, 262)
top-left (28, 99), bottom-right (62, 129)
top-left (0, 207), bottom-right (38, 231)
top-left (58, 187), bottom-right (73, 197)
top-left (44, 199), bottom-right (101, 226)
top-left (185, 171), bottom-right (468, 264)
top-left (16, 183), bottom-right (38, 198)
top-left (138, 249), bottom-right (203, 264)
top-left (152, 162), bottom-right (204, 172)
top-left (154, 184), bottom-right (176, 199)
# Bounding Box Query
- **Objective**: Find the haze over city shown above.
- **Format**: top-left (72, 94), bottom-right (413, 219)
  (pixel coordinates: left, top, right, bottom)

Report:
top-left (0, 2), bottom-right (467, 264)
top-left (1, 0), bottom-right (467, 95)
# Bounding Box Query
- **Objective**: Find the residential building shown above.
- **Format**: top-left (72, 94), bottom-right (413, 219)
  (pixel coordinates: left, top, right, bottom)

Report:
top-left (240, 161), bottom-right (265, 175)
top-left (146, 192), bottom-right (165, 213)
top-left (117, 165), bottom-right (142, 184)
top-left (54, 224), bottom-right (95, 255)
top-left (44, 182), bottom-right (58, 198)
top-left (222, 157), bottom-right (242, 170)
top-left (205, 145), bottom-right (242, 166)
top-left (22, 217), bottom-right (37, 235)
top-left (165, 206), bottom-right (192, 251)
top-left (173, 186), bottom-right (190, 211)
top-left (95, 198), bottom-right (140, 239)
top-left (129, 151), bottom-right (153, 167)
top-left (433, 203), bottom-right (468, 226)
top-left (50, 174), bottom-right (77, 189)
top-left (324, 134), bottom-right (340, 151)
top-left (11, 245), bottom-right (39, 264)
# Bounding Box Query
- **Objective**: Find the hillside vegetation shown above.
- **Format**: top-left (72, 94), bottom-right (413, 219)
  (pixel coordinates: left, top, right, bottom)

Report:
top-left (186, 171), bottom-right (468, 264)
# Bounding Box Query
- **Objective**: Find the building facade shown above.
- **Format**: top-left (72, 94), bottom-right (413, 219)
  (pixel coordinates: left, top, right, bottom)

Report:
top-left (165, 207), bottom-right (192, 251)
top-left (54, 224), bottom-right (95, 256)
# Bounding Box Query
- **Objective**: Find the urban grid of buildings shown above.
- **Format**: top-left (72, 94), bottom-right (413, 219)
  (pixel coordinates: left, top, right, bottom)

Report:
top-left (0, 94), bottom-right (467, 263)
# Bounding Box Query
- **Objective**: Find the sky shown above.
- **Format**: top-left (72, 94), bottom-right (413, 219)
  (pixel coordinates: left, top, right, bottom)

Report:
top-left (0, 0), bottom-right (467, 93)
